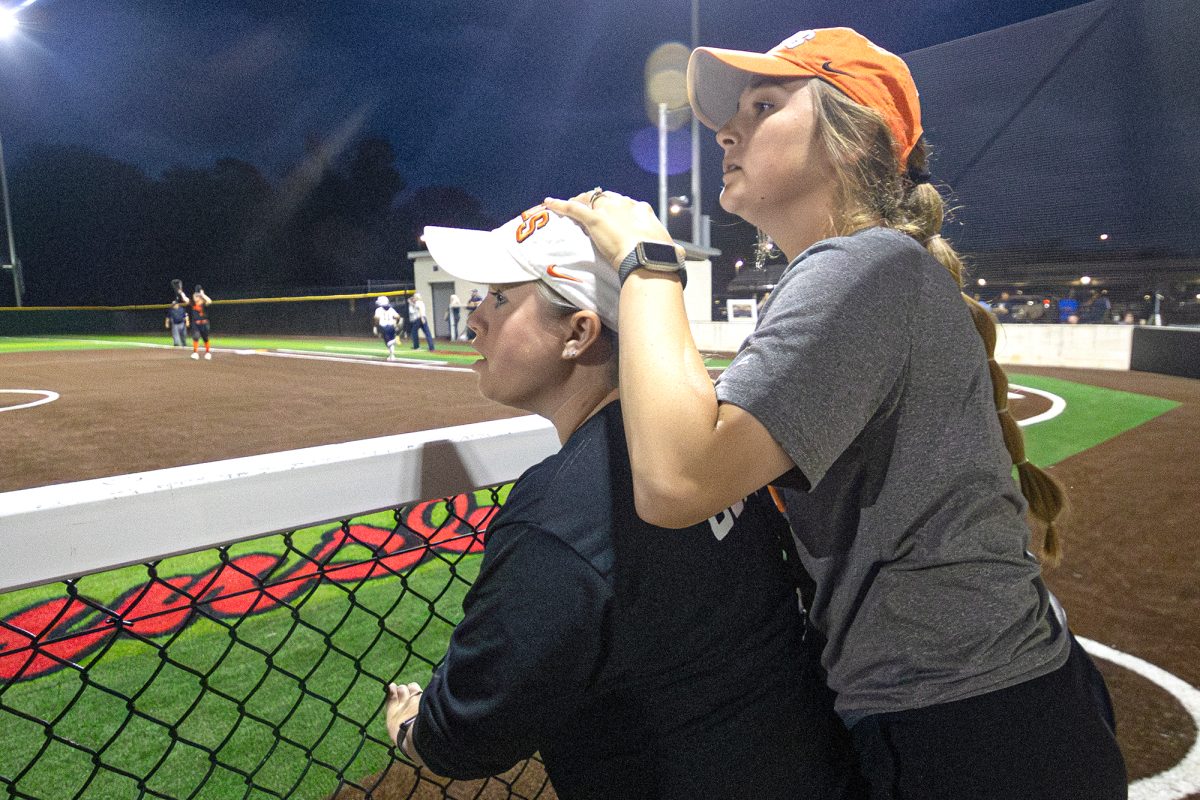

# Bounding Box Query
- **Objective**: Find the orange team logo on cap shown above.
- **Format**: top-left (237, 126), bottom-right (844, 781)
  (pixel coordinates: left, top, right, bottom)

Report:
top-left (545, 265), bottom-right (582, 283)
top-left (515, 206), bottom-right (550, 243)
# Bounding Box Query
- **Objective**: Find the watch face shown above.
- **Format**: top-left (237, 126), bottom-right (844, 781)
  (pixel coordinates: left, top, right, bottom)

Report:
top-left (639, 241), bottom-right (681, 267)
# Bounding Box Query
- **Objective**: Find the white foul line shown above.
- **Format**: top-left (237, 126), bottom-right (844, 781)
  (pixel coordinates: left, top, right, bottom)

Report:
top-left (8, 338), bottom-right (474, 372)
top-left (264, 349), bottom-right (471, 372)
top-left (1007, 387), bottom-right (1200, 797)
top-left (1078, 637), bottom-right (1200, 800)
top-left (1009, 383), bottom-right (1067, 427)
top-left (0, 389), bottom-right (60, 412)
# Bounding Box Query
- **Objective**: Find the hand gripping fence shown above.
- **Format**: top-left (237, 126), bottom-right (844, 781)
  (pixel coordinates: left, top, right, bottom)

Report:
top-left (0, 417), bottom-right (562, 800)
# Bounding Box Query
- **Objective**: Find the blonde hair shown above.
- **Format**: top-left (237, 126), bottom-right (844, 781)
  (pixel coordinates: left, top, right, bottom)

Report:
top-left (809, 79), bottom-right (1066, 565)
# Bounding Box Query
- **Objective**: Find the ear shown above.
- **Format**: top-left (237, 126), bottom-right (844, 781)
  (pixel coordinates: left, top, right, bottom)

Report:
top-left (561, 310), bottom-right (604, 361)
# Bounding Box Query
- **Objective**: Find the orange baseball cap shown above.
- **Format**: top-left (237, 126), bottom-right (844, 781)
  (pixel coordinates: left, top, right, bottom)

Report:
top-left (688, 27), bottom-right (923, 162)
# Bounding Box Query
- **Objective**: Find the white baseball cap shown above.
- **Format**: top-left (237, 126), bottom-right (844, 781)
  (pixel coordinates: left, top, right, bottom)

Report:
top-left (423, 206), bottom-right (620, 329)
top-left (375, 295), bottom-right (390, 307)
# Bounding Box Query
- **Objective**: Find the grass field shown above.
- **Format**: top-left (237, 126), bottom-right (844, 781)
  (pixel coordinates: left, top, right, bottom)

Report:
top-left (1005, 372), bottom-right (1178, 465)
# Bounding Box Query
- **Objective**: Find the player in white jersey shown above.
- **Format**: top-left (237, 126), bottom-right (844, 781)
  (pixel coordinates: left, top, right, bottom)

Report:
top-left (373, 296), bottom-right (401, 360)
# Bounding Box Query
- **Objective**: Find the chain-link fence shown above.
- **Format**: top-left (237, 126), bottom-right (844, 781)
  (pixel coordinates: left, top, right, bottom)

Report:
top-left (0, 488), bottom-right (556, 799)
top-left (1, 415), bottom-right (564, 799)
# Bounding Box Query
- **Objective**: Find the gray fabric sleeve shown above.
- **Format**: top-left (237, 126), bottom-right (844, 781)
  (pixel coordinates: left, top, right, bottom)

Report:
top-left (716, 233), bottom-right (921, 488)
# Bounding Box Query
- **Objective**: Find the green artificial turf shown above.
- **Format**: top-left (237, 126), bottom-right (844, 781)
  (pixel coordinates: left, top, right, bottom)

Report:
top-left (1007, 372), bottom-right (1178, 467)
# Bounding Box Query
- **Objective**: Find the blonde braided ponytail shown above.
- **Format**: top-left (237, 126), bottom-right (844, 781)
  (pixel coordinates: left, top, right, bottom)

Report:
top-left (811, 79), bottom-right (1068, 564)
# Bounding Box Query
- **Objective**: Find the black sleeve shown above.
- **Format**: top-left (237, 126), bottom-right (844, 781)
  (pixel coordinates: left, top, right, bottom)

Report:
top-left (412, 523), bottom-right (609, 779)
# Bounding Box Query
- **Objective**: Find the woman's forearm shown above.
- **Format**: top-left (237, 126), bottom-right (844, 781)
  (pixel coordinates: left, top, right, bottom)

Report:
top-left (617, 270), bottom-right (717, 527)
top-left (544, 191), bottom-right (793, 525)
top-left (617, 271), bottom-right (792, 527)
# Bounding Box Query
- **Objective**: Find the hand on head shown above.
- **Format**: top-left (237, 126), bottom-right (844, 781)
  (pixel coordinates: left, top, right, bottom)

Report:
top-left (543, 191), bottom-right (679, 269)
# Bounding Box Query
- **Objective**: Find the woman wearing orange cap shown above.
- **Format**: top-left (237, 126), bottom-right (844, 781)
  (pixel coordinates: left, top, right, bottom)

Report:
top-left (548, 27), bottom-right (1126, 800)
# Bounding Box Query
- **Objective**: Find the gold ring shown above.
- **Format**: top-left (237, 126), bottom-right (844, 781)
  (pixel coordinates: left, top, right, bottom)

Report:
top-left (588, 187), bottom-right (604, 208)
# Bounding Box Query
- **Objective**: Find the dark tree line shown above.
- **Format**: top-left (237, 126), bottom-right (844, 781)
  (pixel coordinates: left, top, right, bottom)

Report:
top-left (7, 137), bottom-right (497, 305)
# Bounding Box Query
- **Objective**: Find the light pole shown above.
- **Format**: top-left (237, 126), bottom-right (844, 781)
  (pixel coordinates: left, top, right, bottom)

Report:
top-left (0, 132), bottom-right (22, 306)
top-left (689, 0), bottom-right (703, 247)
top-left (1, 3), bottom-right (28, 306)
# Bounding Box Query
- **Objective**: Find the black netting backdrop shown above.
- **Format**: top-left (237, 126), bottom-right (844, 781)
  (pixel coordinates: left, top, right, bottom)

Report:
top-left (0, 488), bottom-right (557, 800)
top-left (907, 0), bottom-right (1200, 307)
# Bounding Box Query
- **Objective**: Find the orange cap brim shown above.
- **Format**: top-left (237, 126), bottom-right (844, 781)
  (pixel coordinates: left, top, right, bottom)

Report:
top-left (688, 47), bottom-right (819, 131)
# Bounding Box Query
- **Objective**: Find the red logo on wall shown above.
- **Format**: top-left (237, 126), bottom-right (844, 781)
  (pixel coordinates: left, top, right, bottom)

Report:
top-left (0, 493), bottom-right (500, 683)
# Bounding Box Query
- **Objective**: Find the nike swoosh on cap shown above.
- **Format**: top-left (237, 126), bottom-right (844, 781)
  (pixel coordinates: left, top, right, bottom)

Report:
top-left (821, 60), bottom-right (853, 76)
top-left (545, 265), bottom-right (582, 282)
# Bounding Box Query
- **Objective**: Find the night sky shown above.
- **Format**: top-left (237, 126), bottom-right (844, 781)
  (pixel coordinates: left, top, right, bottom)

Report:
top-left (2, 0), bottom-right (1101, 226)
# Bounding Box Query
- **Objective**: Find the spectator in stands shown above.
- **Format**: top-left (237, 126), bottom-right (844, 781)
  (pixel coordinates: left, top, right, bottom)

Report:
top-left (546, 26), bottom-right (1125, 800)
top-left (384, 206), bottom-right (865, 800)
top-left (991, 290), bottom-right (1012, 320)
top-left (1081, 289), bottom-right (1113, 323)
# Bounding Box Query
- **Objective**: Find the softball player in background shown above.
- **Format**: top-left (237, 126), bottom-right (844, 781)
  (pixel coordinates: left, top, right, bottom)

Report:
top-left (548, 26), bottom-right (1126, 800)
top-left (373, 296), bottom-right (401, 360)
top-left (189, 286), bottom-right (213, 360)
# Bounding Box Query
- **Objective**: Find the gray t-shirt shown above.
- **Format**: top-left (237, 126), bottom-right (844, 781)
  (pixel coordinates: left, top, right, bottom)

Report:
top-left (716, 227), bottom-right (1069, 724)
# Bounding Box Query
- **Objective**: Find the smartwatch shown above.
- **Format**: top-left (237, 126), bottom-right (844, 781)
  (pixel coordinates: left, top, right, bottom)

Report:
top-left (618, 241), bottom-right (687, 286)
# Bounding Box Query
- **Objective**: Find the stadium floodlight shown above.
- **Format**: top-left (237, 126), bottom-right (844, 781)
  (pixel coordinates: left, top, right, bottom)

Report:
top-left (2, 0), bottom-right (39, 41)
top-left (0, 7), bottom-right (19, 39)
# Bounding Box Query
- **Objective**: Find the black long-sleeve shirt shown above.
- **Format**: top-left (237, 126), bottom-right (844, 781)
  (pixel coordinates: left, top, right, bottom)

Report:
top-left (413, 401), bottom-right (860, 800)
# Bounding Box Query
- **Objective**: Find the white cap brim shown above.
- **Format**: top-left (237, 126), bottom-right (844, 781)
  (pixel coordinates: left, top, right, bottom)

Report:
top-left (422, 211), bottom-right (620, 330)
top-left (421, 226), bottom-right (533, 286)
top-left (688, 47), bottom-right (813, 130)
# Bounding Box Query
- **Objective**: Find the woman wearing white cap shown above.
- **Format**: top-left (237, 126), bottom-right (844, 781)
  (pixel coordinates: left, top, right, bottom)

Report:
top-left (384, 204), bottom-right (865, 799)
top-left (547, 26), bottom-right (1125, 800)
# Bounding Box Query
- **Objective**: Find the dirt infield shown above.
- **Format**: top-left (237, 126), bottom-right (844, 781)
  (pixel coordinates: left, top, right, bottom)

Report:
top-left (2, 348), bottom-right (1197, 797)
top-left (0, 347), bottom-right (523, 491)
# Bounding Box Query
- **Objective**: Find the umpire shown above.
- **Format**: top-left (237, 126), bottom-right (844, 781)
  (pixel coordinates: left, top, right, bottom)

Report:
top-left (164, 301), bottom-right (189, 347)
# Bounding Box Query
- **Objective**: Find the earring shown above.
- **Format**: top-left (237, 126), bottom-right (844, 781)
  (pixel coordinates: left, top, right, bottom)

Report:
top-left (565, 347), bottom-right (578, 359)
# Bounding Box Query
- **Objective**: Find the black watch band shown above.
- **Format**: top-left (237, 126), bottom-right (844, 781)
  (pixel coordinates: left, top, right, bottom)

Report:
top-left (397, 714), bottom-right (417, 752)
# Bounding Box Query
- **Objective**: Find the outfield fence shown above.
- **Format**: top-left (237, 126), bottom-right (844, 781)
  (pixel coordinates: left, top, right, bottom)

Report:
top-left (0, 417), bottom-right (561, 799)
top-left (0, 291), bottom-right (414, 339)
